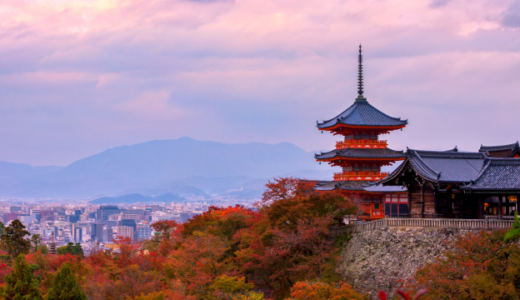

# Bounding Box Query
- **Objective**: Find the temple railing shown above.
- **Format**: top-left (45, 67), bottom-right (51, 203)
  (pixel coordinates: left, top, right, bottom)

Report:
top-left (333, 171), bottom-right (389, 181)
top-left (330, 218), bottom-right (514, 236)
top-left (336, 140), bottom-right (388, 149)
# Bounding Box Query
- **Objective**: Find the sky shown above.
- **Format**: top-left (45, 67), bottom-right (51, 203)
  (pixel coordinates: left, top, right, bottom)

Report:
top-left (1, 0), bottom-right (520, 166)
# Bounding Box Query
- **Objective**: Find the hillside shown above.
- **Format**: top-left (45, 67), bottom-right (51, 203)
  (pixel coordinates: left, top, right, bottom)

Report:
top-left (90, 193), bottom-right (186, 204)
top-left (0, 137), bottom-right (333, 198)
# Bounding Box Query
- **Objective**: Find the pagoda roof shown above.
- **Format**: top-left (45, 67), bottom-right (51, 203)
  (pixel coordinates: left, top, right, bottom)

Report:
top-left (381, 148), bottom-right (486, 185)
top-left (315, 148), bottom-right (405, 160)
top-left (317, 100), bottom-right (408, 130)
top-left (315, 180), bottom-right (374, 192)
top-left (461, 158), bottom-right (520, 193)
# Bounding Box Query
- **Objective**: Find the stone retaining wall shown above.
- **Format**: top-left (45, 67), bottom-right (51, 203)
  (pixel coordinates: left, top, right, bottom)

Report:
top-left (337, 226), bottom-right (471, 298)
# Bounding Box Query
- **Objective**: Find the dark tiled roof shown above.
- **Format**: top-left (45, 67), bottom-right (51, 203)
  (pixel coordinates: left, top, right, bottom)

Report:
top-left (462, 158), bottom-right (520, 191)
top-left (317, 100), bottom-right (408, 129)
top-left (479, 142), bottom-right (519, 153)
top-left (381, 149), bottom-right (486, 185)
top-left (315, 148), bottom-right (405, 160)
top-left (363, 184), bottom-right (407, 193)
top-left (315, 180), bottom-right (374, 191)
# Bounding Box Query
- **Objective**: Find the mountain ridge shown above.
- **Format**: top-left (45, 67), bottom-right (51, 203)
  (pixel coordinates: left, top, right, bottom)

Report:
top-left (0, 137), bottom-right (333, 199)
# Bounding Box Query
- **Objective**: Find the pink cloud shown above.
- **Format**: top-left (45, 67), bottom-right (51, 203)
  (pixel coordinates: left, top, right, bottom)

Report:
top-left (0, 0), bottom-right (520, 165)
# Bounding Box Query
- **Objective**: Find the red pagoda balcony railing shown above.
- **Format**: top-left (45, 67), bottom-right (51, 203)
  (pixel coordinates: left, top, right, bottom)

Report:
top-left (333, 171), bottom-right (390, 181)
top-left (336, 139), bottom-right (388, 149)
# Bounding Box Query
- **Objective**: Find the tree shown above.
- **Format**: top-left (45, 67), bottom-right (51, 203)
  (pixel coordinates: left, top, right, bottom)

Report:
top-left (31, 234), bottom-right (42, 252)
top-left (150, 220), bottom-right (177, 241)
top-left (0, 221), bottom-right (5, 236)
top-left (1, 220), bottom-right (31, 258)
top-left (119, 264), bottom-right (161, 300)
top-left (112, 236), bottom-right (141, 268)
top-left (411, 230), bottom-right (520, 299)
top-left (57, 243), bottom-right (84, 256)
top-left (271, 217), bottom-right (336, 281)
top-left (3, 254), bottom-right (43, 300)
top-left (209, 275), bottom-right (264, 300)
top-left (149, 220), bottom-right (179, 256)
top-left (504, 211), bottom-right (520, 242)
top-left (284, 281), bottom-right (366, 300)
top-left (260, 178), bottom-right (314, 206)
top-left (166, 234), bottom-right (231, 297)
top-left (46, 263), bottom-right (86, 300)
top-left (260, 180), bottom-right (356, 230)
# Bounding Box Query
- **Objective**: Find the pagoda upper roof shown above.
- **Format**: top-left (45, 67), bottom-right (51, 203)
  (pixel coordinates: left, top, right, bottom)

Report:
top-left (317, 99), bottom-right (408, 130)
top-left (315, 147), bottom-right (405, 160)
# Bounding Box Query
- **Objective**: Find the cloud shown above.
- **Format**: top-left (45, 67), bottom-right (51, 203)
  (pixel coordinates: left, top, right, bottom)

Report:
top-left (501, 1), bottom-right (520, 28)
top-left (429, 0), bottom-right (452, 8)
top-left (0, 0), bottom-right (519, 166)
top-left (113, 89), bottom-right (186, 120)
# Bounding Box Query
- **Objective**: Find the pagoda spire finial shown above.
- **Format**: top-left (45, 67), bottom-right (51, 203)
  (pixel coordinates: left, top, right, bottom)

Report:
top-left (356, 44), bottom-right (366, 101)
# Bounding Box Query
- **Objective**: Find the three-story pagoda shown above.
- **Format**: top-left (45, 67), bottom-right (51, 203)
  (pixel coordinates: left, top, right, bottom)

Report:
top-left (315, 46), bottom-right (407, 220)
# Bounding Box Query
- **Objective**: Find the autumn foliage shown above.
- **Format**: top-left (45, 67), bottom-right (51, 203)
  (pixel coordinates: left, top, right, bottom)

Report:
top-left (3, 177), bottom-right (516, 300)
top-left (0, 177), bottom-right (362, 300)
top-left (407, 229), bottom-right (520, 299)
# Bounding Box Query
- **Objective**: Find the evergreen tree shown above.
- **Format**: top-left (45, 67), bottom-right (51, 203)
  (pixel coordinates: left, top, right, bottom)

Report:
top-left (31, 234), bottom-right (42, 252)
top-left (46, 263), bottom-right (86, 300)
top-left (73, 243), bottom-right (84, 257)
top-left (57, 242), bottom-right (83, 256)
top-left (0, 221), bottom-right (5, 236)
top-left (3, 254), bottom-right (43, 300)
top-left (1, 220), bottom-right (31, 258)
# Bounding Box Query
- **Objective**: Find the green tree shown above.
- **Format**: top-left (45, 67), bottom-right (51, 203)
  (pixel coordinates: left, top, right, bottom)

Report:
top-left (46, 263), bottom-right (86, 300)
top-left (3, 254), bottom-right (43, 300)
top-left (1, 220), bottom-right (31, 258)
top-left (57, 242), bottom-right (83, 256)
top-left (505, 211), bottom-right (520, 242)
top-left (0, 221), bottom-right (5, 236)
top-left (39, 245), bottom-right (49, 255)
top-left (31, 234), bottom-right (42, 252)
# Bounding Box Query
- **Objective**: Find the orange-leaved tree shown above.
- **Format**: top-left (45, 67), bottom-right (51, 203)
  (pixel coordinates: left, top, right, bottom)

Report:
top-left (284, 281), bottom-right (366, 300)
top-left (149, 220), bottom-right (179, 256)
top-left (235, 177), bottom-right (356, 299)
top-left (410, 229), bottom-right (520, 299)
top-left (166, 233), bottom-right (233, 297)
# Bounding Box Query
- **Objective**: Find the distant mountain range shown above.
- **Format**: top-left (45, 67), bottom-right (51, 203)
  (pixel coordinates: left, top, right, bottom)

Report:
top-left (0, 137), bottom-right (334, 199)
top-left (90, 193), bottom-right (185, 204)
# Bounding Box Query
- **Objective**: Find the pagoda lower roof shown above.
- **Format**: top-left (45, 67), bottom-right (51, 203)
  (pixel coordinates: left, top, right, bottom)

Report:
top-left (314, 180), bottom-right (374, 192)
top-left (315, 148), bottom-right (405, 160)
top-left (317, 99), bottom-right (407, 130)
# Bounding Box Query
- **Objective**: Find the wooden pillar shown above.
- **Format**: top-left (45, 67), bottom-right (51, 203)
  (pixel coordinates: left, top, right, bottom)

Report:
top-left (515, 195), bottom-right (520, 215)
top-left (421, 184), bottom-right (425, 218)
top-left (447, 189), bottom-right (453, 219)
top-left (479, 197), bottom-right (485, 220)
top-left (498, 196), bottom-right (503, 220)
top-left (506, 196), bottom-right (510, 216)
top-left (434, 188), bottom-right (439, 217)
top-left (407, 185), bottom-right (412, 217)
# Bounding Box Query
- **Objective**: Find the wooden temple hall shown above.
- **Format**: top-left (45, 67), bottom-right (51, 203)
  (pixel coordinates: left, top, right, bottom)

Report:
top-left (379, 144), bottom-right (520, 220)
top-left (313, 45), bottom-right (520, 220)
